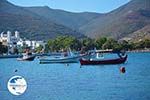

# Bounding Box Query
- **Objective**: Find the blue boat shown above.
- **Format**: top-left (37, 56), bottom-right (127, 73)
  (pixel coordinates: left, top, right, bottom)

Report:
top-left (39, 51), bottom-right (88, 64)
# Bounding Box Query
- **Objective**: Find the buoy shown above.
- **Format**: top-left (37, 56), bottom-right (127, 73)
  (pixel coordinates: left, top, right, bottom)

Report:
top-left (80, 65), bottom-right (82, 68)
top-left (15, 69), bottom-right (18, 72)
top-left (120, 67), bottom-right (126, 73)
top-left (66, 63), bottom-right (69, 66)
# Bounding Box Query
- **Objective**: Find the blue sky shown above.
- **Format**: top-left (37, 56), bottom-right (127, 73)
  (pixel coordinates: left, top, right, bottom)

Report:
top-left (8, 0), bottom-right (131, 13)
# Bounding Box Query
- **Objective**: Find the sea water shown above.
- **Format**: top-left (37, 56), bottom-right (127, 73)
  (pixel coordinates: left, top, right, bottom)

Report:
top-left (0, 53), bottom-right (150, 100)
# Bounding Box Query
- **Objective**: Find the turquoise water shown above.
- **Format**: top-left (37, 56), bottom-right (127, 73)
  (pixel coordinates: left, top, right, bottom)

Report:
top-left (0, 53), bottom-right (150, 100)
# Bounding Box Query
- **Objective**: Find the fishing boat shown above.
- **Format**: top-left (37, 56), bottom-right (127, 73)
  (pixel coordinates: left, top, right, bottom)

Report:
top-left (17, 53), bottom-right (35, 61)
top-left (80, 50), bottom-right (128, 65)
top-left (39, 51), bottom-right (88, 64)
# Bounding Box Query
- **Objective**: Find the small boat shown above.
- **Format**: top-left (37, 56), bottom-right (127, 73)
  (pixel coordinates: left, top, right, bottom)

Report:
top-left (80, 49), bottom-right (128, 65)
top-left (40, 56), bottom-right (79, 64)
top-left (39, 52), bottom-right (88, 64)
top-left (17, 53), bottom-right (35, 61)
top-left (80, 55), bottom-right (127, 65)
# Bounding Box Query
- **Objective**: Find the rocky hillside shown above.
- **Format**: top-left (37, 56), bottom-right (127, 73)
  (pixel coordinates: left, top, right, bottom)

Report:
top-left (0, 0), bottom-right (83, 40)
top-left (79, 0), bottom-right (150, 40)
top-left (0, 0), bottom-right (150, 41)
top-left (25, 6), bottom-right (100, 30)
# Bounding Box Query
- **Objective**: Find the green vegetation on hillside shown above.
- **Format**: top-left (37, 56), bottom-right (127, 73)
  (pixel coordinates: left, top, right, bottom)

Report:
top-left (46, 36), bottom-right (150, 52)
top-left (0, 36), bottom-right (150, 54)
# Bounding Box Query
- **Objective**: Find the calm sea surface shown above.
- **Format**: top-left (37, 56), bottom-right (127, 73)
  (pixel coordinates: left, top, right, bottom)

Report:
top-left (0, 53), bottom-right (150, 100)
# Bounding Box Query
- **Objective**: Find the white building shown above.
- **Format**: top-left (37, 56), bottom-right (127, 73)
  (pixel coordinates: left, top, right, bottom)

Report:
top-left (0, 31), bottom-right (20, 46)
top-left (0, 31), bottom-right (20, 53)
top-left (17, 40), bottom-right (46, 49)
top-left (0, 31), bottom-right (46, 53)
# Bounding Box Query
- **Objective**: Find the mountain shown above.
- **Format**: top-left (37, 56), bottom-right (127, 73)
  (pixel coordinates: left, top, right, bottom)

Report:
top-left (0, 0), bottom-right (83, 40)
top-left (1, 0), bottom-right (150, 41)
top-left (79, 0), bottom-right (150, 40)
top-left (126, 25), bottom-right (150, 41)
top-left (25, 6), bottom-right (100, 30)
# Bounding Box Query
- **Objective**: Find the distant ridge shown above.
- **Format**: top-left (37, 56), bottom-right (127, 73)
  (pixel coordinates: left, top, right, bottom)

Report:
top-left (0, 0), bottom-right (150, 41)
top-left (25, 6), bottom-right (101, 30)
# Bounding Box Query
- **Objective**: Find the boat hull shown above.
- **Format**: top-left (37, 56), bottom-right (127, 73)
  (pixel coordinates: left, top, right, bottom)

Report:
top-left (40, 58), bottom-right (78, 64)
top-left (80, 55), bottom-right (127, 65)
top-left (40, 54), bottom-right (88, 64)
top-left (17, 56), bottom-right (35, 61)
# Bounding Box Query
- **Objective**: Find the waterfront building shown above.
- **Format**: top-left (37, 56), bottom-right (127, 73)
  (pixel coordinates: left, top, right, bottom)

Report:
top-left (17, 40), bottom-right (46, 50)
top-left (0, 31), bottom-right (46, 53)
top-left (0, 31), bottom-right (20, 45)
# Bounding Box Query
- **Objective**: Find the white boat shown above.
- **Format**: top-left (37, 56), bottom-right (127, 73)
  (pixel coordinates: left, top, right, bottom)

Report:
top-left (39, 52), bottom-right (88, 64)
top-left (17, 53), bottom-right (35, 61)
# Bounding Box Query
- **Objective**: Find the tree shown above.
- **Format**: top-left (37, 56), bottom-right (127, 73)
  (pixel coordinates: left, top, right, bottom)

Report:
top-left (119, 40), bottom-right (133, 50)
top-left (13, 47), bottom-right (19, 54)
top-left (63, 36), bottom-right (81, 51)
top-left (80, 38), bottom-right (95, 51)
top-left (35, 45), bottom-right (43, 53)
top-left (102, 38), bottom-right (118, 49)
top-left (47, 39), bottom-right (54, 52)
top-left (46, 36), bottom-right (81, 52)
top-left (0, 42), bottom-right (8, 54)
top-left (95, 37), bottom-right (107, 49)
top-left (143, 39), bottom-right (150, 48)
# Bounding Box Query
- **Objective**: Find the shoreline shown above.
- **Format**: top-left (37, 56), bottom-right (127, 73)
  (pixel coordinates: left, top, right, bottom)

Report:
top-left (127, 49), bottom-right (150, 53)
top-left (0, 50), bottom-right (150, 59)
